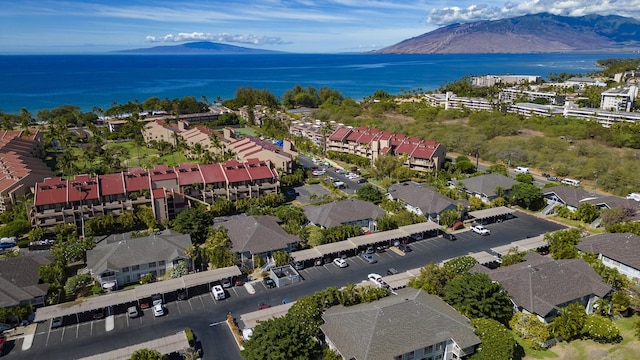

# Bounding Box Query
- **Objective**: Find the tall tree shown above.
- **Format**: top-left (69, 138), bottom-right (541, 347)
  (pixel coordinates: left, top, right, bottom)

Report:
top-left (444, 273), bottom-right (513, 325)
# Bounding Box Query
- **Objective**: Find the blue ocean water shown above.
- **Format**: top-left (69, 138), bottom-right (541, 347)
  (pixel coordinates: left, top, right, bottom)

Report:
top-left (0, 53), bottom-right (636, 114)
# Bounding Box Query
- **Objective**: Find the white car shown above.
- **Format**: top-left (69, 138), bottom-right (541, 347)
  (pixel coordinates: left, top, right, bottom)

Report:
top-left (212, 285), bottom-right (226, 300)
top-left (471, 224), bottom-right (490, 235)
top-left (367, 273), bottom-right (388, 288)
top-left (312, 170), bottom-right (326, 176)
top-left (333, 258), bottom-right (348, 268)
top-left (153, 303), bottom-right (164, 317)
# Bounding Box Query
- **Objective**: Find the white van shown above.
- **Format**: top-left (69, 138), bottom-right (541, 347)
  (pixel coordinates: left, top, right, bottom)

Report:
top-left (211, 285), bottom-right (226, 300)
top-left (561, 178), bottom-right (581, 187)
top-left (626, 193), bottom-right (640, 202)
top-left (514, 167), bottom-right (530, 174)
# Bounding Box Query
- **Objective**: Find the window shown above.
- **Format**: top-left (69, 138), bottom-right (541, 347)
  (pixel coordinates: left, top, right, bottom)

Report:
top-left (122, 266), bottom-right (130, 272)
top-left (424, 345), bottom-right (433, 354)
top-left (148, 262), bottom-right (156, 268)
top-left (159, 260), bottom-right (166, 266)
top-left (132, 265), bottom-right (140, 271)
top-left (407, 351), bottom-right (414, 360)
top-left (435, 343), bottom-right (443, 351)
top-left (435, 356), bottom-right (442, 360)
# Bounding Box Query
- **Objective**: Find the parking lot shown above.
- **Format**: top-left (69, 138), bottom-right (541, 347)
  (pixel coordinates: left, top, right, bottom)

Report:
top-left (6, 211), bottom-right (565, 360)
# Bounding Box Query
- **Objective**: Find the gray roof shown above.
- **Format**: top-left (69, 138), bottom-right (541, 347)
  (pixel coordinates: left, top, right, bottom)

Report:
top-left (220, 215), bottom-right (300, 254)
top-left (304, 199), bottom-right (385, 228)
top-left (86, 230), bottom-right (192, 274)
top-left (460, 174), bottom-right (518, 197)
top-left (583, 195), bottom-right (640, 212)
top-left (576, 232), bottom-right (640, 271)
top-left (542, 185), bottom-right (594, 207)
top-left (471, 252), bottom-right (611, 318)
top-left (321, 288), bottom-right (481, 360)
top-left (0, 255), bottom-right (52, 307)
top-left (388, 182), bottom-right (468, 215)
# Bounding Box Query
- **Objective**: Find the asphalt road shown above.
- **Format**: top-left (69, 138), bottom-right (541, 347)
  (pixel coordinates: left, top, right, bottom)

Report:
top-left (297, 153), bottom-right (367, 195)
top-left (3, 212), bottom-right (565, 360)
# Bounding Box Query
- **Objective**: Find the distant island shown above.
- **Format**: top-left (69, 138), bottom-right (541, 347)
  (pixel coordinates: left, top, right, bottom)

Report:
top-left (377, 13), bottom-right (640, 54)
top-left (114, 41), bottom-right (285, 54)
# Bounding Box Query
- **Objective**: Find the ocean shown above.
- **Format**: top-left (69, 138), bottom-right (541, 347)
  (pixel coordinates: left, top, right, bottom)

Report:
top-left (0, 52), bottom-right (637, 114)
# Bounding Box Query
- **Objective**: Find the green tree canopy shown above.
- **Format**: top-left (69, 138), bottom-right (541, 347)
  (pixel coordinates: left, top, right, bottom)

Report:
top-left (170, 207), bottom-right (214, 244)
top-left (510, 183), bottom-right (543, 210)
top-left (545, 228), bottom-right (582, 260)
top-left (470, 318), bottom-right (517, 360)
top-left (356, 184), bottom-right (385, 204)
top-left (444, 273), bottom-right (513, 325)
top-left (129, 348), bottom-right (167, 360)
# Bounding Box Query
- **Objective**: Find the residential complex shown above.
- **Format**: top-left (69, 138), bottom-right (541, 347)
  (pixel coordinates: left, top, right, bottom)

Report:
top-left (600, 85), bottom-right (638, 112)
top-left (0, 129), bottom-right (54, 213)
top-left (28, 158), bottom-right (280, 230)
top-left (321, 288), bottom-right (480, 360)
top-left (327, 126), bottom-right (446, 172)
top-left (86, 229), bottom-right (193, 289)
top-left (472, 75), bottom-right (541, 87)
top-left (499, 87), bottom-right (565, 105)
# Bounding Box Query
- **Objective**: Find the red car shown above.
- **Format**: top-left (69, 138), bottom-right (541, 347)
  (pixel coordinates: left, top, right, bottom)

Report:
top-left (258, 302), bottom-right (270, 310)
top-left (0, 335), bottom-right (5, 354)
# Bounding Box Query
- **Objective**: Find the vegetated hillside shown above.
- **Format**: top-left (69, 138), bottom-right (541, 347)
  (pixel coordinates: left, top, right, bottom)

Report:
top-left (377, 13), bottom-right (640, 54)
top-left (114, 41), bottom-right (284, 54)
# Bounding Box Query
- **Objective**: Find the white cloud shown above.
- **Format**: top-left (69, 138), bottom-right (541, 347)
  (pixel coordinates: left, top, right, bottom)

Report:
top-left (145, 32), bottom-right (290, 45)
top-left (427, 0), bottom-right (640, 25)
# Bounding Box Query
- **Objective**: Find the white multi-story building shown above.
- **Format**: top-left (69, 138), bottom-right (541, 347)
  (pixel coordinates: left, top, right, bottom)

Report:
top-left (600, 86), bottom-right (638, 112)
top-left (500, 87), bottom-right (565, 105)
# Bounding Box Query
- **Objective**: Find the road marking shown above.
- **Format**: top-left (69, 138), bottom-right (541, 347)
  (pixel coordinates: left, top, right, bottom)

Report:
top-left (209, 320), bottom-right (225, 327)
top-left (176, 302), bottom-right (182, 315)
top-left (75, 323), bottom-right (80, 338)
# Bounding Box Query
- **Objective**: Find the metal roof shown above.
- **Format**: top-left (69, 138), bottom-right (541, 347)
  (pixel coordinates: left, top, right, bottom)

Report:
top-left (468, 206), bottom-right (514, 220)
top-left (239, 301), bottom-right (296, 329)
top-left (34, 266), bottom-right (241, 322)
top-left (491, 235), bottom-right (548, 256)
top-left (291, 221), bottom-right (441, 261)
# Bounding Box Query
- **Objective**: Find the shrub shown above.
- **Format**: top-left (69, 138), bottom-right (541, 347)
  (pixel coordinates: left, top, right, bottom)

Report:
top-left (583, 315), bottom-right (621, 343)
top-left (184, 327), bottom-right (195, 346)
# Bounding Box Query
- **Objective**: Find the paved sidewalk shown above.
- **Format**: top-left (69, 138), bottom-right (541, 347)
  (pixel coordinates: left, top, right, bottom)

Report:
top-left (3, 322), bottom-right (37, 350)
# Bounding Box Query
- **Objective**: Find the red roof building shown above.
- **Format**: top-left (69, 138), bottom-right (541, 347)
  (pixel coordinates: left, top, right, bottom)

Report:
top-left (326, 126), bottom-right (446, 172)
top-left (29, 159), bottom-right (279, 230)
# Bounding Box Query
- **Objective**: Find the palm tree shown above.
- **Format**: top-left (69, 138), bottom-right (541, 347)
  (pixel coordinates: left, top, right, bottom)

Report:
top-left (320, 121), bottom-right (334, 157)
top-left (19, 108), bottom-right (32, 135)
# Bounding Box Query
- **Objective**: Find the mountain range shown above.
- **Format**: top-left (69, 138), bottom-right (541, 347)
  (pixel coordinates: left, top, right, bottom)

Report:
top-left (377, 13), bottom-right (640, 54)
top-left (114, 41), bottom-right (283, 54)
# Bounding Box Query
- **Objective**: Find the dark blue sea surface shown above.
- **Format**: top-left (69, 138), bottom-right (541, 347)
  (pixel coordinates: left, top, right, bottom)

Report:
top-left (0, 53), bottom-right (636, 114)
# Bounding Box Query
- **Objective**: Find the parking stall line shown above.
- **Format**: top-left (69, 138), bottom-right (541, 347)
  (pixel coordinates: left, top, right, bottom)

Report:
top-left (75, 323), bottom-right (80, 338)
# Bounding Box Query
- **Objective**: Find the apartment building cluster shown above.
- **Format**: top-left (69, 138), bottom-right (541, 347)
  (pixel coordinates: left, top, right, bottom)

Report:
top-left (288, 119), bottom-right (327, 146)
top-left (471, 75), bottom-right (541, 87)
top-left (28, 158), bottom-right (280, 230)
top-left (327, 126), bottom-right (446, 172)
top-left (0, 129), bottom-right (54, 213)
top-left (142, 120), bottom-right (298, 173)
top-left (105, 106), bottom-right (233, 132)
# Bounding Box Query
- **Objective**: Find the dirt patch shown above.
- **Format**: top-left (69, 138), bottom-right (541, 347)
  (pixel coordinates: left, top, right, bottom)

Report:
top-left (441, 117), bottom-right (469, 125)
top-left (383, 112), bottom-right (415, 124)
top-left (517, 129), bottom-right (545, 137)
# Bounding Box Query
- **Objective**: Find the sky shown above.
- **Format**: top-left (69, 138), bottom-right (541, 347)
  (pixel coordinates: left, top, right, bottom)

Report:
top-left (0, 0), bottom-right (638, 54)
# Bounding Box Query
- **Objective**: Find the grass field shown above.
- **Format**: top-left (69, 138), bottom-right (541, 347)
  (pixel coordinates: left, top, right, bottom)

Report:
top-left (522, 315), bottom-right (640, 360)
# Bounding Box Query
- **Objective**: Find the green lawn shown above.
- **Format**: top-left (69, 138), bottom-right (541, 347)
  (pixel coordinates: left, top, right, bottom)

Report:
top-left (521, 315), bottom-right (640, 360)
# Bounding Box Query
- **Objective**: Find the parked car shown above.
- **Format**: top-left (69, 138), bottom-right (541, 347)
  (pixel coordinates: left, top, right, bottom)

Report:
top-left (127, 306), bottom-right (139, 318)
top-left (357, 178), bottom-right (368, 184)
top-left (365, 246), bottom-right (375, 254)
top-left (387, 268), bottom-right (399, 276)
top-left (153, 303), bottom-right (164, 317)
top-left (333, 258), bottom-right (348, 268)
top-left (471, 224), bottom-right (491, 235)
top-left (367, 273), bottom-right (388, 288)
top-left (221, 278), bottom-right (232, 288)
top-left (398, 244), bottom-right (412, 253)
top-left (51, 317), bottom-right (63, 329)
top-left (176, 288), bottom-right (188, 301)
top-left (445, 233), bottom-right (457, 241)
top-left (151, 294), bottom-right (163, 306)
top-left (375, 245), bottom-right (387, 253)
top-left (282, 298), bottom-right (293, 304)
top-left (233, 276), bottom-right (245, 287)
top-left (361, 253), bottom-right (377, 264)
top-left (264, 276), bottom-right (276, 289)
top-left (212, 285), bottom-right (226, 300)
top-left (258, 302), bottom-right (270, 310)
top-left (92, 308), bottom-right (105, 320)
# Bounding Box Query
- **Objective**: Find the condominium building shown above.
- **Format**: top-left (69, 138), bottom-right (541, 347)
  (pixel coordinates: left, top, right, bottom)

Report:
top-left (327, 126), bottom-right (445, 172)
top-left (600, 86), bottom-right (638, 112)
top-left (142, 119), bottom-right (188, 145)
top-left (499, 87), bottom-right (565, 105)
top-left (28, 159), bottom-right (280, 230)
top-left (0, 129), bottom-right (54, 213)
top-left (472, 74), bottom-right (541, 87)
